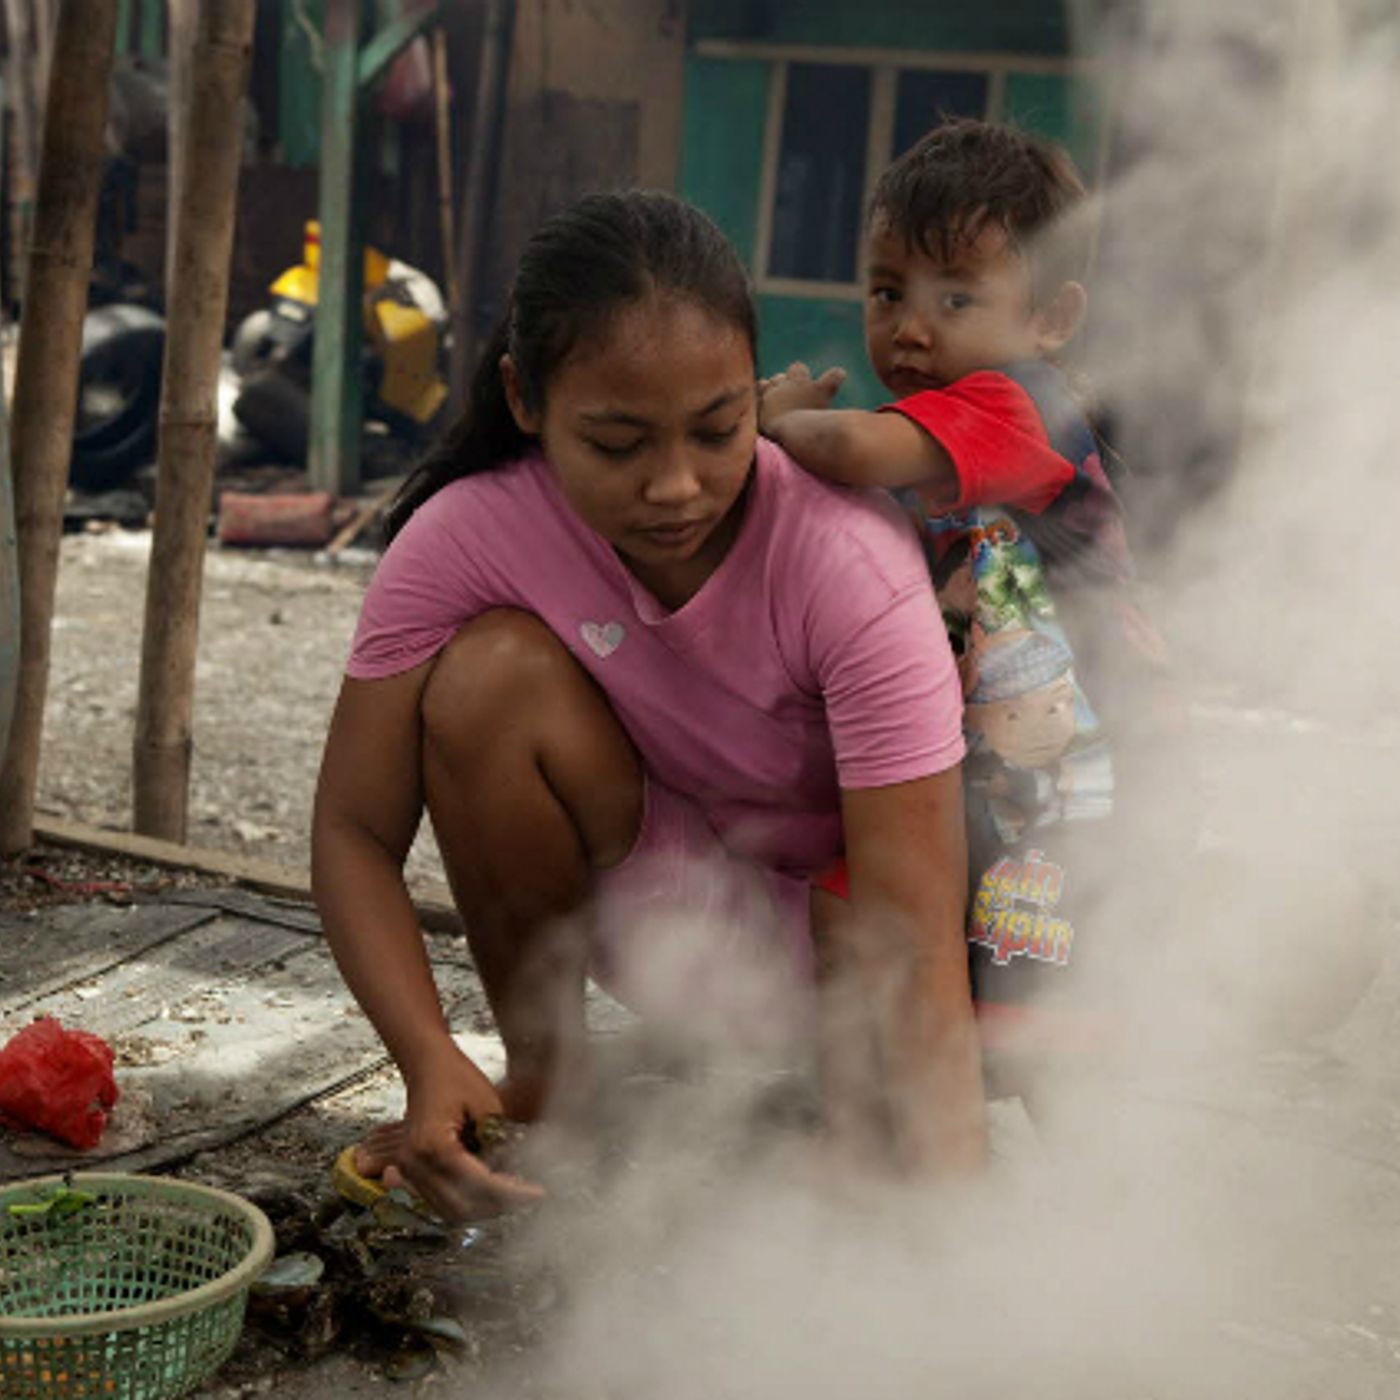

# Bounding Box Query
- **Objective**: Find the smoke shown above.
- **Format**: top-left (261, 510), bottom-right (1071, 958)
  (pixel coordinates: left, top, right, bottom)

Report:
top-left (464, 5), bottom-right (1400, 1396)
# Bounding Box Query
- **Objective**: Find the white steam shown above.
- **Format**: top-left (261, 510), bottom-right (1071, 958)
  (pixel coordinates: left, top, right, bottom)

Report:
top-left (470, 5), bottom-right (1400, 1397)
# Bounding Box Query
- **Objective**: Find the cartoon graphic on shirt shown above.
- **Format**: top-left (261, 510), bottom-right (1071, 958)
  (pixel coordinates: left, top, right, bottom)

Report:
top-left (924, 508), bottom-right (1114, 846)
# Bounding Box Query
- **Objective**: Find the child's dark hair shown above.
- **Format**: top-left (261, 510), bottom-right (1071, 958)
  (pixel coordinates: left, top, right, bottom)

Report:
top-left (869, 118), bottom-right (1089, 299)
top-left (386, 190), bottom-right (756, 542)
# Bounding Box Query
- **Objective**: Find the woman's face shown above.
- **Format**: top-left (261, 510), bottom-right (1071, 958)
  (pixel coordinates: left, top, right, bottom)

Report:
top-left (504, 297), bottom-right (757, 606)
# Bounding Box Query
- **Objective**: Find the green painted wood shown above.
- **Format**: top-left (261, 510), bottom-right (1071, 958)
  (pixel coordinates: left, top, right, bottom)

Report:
top-left (116, 0), bottom-right (132, 53)
top-left (308, 0), bottom-right (368, 495)
top-left (137, 0), bottom-right (163, 58)
top-left (279, 0), bottom-right (325, 167)
top-left (756, 294), bottom-right (883, 410)
top-left (1004, 71), bottom-right (1101, 176)
top-left (679, 55), bottom-right (769, 266)
top-left (357, 2), bottom-right (437, 88)
top-left (690, 0), bottom-right (1069, 54)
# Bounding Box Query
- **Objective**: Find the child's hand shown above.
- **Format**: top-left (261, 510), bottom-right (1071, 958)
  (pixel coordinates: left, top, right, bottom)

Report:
top-left (957, 622), bottom-right (987, 698)
top-left (758, 361), bottom-right (846, 434)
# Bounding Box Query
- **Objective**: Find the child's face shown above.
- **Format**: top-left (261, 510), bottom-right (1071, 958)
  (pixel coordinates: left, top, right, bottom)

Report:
top-left (965, 672), bottom-right (1077, 769)
top-left (504, 296), bottom-right (758, 602)
top-left (864, 219), bottom-right (1076, 395)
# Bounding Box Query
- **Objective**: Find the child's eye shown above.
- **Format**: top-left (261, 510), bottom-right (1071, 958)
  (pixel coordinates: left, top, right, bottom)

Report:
top-left (868, 286), bottom-right (901, 306)
top-left (943, 292), bottom-right (974, 312)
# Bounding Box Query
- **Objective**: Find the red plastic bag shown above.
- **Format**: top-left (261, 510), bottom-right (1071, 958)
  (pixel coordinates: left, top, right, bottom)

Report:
top-left (0, 1018), bottom-right (119, 1150)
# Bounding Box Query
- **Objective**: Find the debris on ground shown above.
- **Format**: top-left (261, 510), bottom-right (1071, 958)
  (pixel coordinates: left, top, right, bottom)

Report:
top-left (0, 841), bottom-right (229, 916)
top-left (193, 1158), bottom-right (552, 1391)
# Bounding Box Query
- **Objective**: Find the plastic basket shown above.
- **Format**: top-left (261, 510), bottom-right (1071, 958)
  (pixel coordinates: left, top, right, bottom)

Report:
top-left (0, 1173), bottom-right (274, 1400)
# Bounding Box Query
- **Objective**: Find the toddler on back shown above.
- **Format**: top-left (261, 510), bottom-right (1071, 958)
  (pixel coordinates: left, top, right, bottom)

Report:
top-left (762, 118), bottom-right (1168, 1056)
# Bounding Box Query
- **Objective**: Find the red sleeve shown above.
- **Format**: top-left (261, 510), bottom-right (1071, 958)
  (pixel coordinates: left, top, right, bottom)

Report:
top-left (884, 370), bottom-right (1076, 515)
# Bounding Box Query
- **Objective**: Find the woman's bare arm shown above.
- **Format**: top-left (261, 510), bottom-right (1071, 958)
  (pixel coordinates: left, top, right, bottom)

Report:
top-left (828, 767), bottom-right (986, 1175)
top-left (313, 668), bottom-right (450, 1075)
top-left (312, 669), bottom-right (540, 1217)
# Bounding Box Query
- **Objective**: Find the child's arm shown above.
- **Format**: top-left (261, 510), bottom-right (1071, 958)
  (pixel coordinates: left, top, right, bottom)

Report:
top-left (759, 362), bottom-right (960, 508)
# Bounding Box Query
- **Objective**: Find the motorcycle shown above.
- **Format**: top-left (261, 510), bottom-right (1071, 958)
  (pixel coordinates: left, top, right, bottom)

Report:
top-left (229, 222), bottom-right (450, 470)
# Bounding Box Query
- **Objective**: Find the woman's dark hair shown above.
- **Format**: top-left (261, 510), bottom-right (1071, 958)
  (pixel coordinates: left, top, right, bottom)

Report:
top-left (385, 190), bottom-right (756, 542)
top-left (869, 117), bottom-right (1090, 300)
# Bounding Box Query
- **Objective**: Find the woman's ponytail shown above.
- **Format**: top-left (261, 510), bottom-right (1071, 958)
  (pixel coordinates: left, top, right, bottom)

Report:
top-left (383, 318), bottom-right (531, 544)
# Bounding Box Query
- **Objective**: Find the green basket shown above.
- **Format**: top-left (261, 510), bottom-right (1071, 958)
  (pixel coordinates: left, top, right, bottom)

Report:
top-left (0, 1173), bottom-right (274, 1400)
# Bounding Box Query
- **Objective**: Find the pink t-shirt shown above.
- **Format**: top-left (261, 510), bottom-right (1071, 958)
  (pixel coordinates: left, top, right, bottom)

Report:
top-left (348, 439), bottom-right (964, 879)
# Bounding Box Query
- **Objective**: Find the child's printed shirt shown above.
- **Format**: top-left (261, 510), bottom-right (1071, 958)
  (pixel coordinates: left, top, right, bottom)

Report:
top-left (886, 360), bottom-right (1170, 1022)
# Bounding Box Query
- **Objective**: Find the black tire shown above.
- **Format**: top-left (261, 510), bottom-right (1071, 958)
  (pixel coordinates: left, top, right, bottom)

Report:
top-left (232, 368), bottom-right (311, 465)
top-left (70, 304), bottom-right (165, 492)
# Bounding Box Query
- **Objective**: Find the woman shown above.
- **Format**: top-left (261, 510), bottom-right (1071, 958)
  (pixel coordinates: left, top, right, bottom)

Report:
top-left (312, 191), bottom-right (983, 1221)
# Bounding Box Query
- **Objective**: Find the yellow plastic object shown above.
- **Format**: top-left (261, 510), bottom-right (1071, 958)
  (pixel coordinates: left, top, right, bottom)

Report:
top-left (369, 297), bottom-right (449, 424)
top-left (269, 222), bottom-right (393, 307)
top-left (331, 1145), bottom-right (388, 1209)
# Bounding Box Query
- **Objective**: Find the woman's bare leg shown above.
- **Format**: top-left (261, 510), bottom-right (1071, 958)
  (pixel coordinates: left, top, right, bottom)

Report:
top-left (418, 609), bottom-right (642, 1120)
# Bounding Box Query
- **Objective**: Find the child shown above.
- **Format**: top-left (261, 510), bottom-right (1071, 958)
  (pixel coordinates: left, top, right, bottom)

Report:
top-left (760, 119), bottom-right (1177, 1056)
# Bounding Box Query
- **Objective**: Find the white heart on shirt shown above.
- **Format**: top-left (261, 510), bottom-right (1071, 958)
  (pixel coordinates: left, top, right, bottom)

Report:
top-left (580, 620), bottom-right (626, 658)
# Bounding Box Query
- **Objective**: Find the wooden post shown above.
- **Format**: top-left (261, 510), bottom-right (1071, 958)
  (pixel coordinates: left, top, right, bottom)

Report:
top-left (449, 0), bottom-right (513, 410)
top-left (308, 0), bottom-right (441, 495)
top-left (0, 317), bottom-right (17, 763)
top-left (164, 0), bottom-right (196, 288)
top-left (0, 0), bottom-right (117, 856)
top-left (307, 0), bottom-right (367, 497)
top-left (431, 24), bottom-right (458, 311)
top-left (132, 0), bottom-right (256, 841)
top-left (31, 0), bottom-right (56, 96)
top-left (2, 0), bottom-right (43, 288)
top-left (136, 0), bottom-right (161, 59)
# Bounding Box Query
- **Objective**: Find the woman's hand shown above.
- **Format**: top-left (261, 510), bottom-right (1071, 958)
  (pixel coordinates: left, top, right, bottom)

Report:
top-left (355, 1040), bottom-right (545, 1222)
top-left (758, 361), bottom-right (846, 433)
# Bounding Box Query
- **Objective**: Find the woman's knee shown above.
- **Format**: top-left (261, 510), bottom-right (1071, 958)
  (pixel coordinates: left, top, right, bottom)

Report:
top-left (421, 609), bottom-right (581, 747)
top-left (420, 609), bottom-right (642, 864)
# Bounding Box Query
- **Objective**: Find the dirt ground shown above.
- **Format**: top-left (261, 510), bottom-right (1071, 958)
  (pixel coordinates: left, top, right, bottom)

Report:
top-left (33, 525), bottom-right (448, 890)
top-left (12, 523), bottom-right (1400, 1399)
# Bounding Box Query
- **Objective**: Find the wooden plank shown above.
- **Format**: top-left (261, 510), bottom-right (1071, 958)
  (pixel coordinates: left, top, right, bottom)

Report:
top-left (153, 887), bottom-right (326, 934)
top-left (0, 944), bottom-right (492, 1178)
top-left (32, 815), bottom-right (462, 931)
top-left (1, 913), bottom-right (312, 1037)
top-left (0, 901), bottom-right (217, 1008)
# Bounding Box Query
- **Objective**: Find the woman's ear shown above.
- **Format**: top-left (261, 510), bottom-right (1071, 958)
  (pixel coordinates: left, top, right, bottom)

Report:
top-left (1034, 281), bottom-right (1087, 354)
top-left (500, 354), bottom-right (541, 435)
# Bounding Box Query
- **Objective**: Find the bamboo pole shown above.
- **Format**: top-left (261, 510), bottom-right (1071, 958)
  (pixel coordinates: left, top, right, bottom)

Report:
top-left (0, 0), bottom-right (117, 856)
top-left (31, 0), bottom-right (55, 96)
top-left (132, 0), bottom-right (256, 841)
top-left (0, 316), bottom-right (18, 763)
top-left (2, 0), bottom-right (43, 287)
top-left (164, 0), bottom-right (196, 291)
top-left (431, 24), bottom-right (458, 311)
